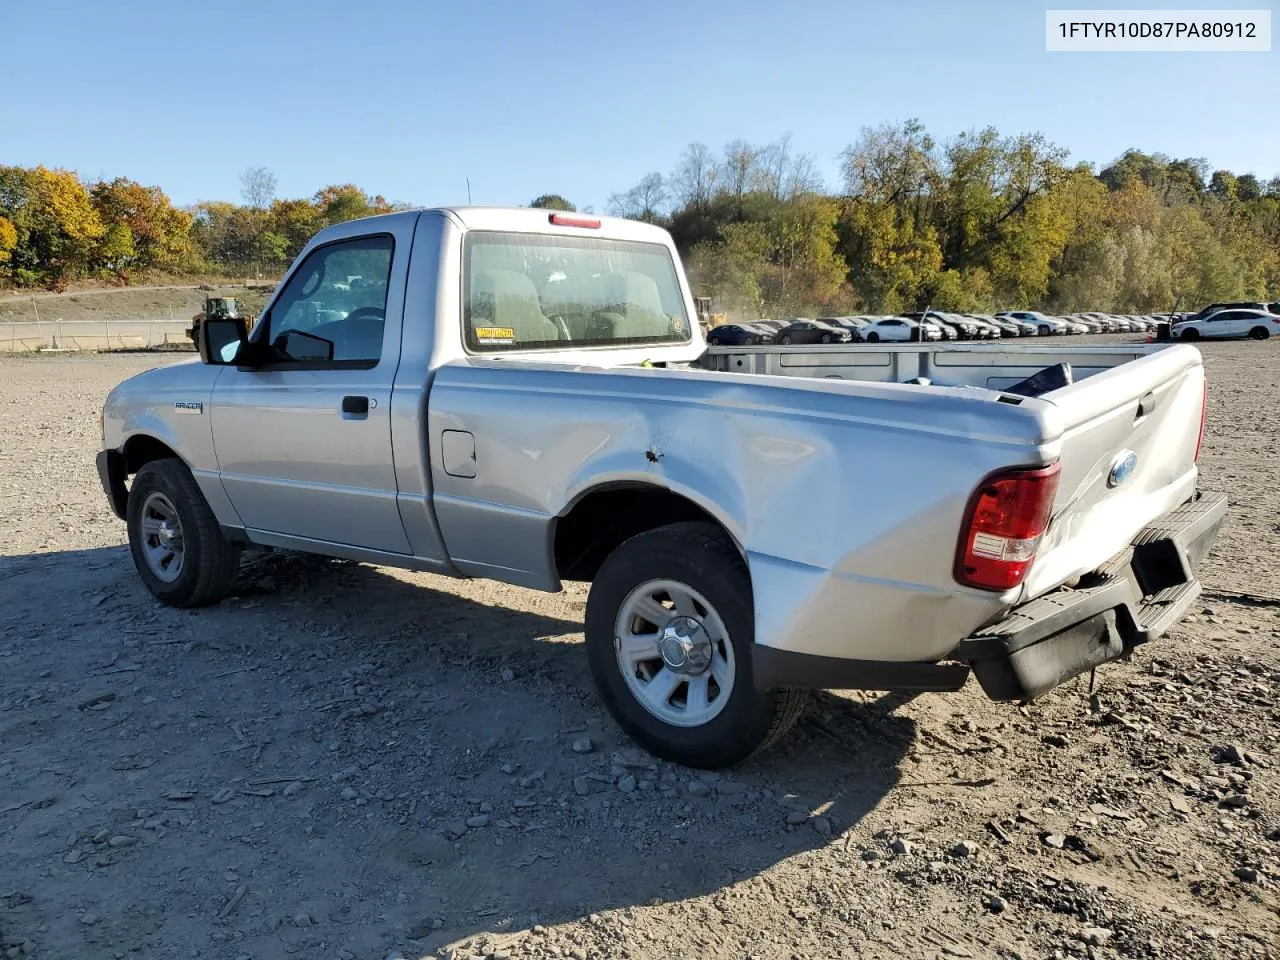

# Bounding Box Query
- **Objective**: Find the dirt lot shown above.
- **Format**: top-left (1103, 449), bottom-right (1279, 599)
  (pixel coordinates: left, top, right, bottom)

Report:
top-left (1, 343), bottom-right (1278, 960)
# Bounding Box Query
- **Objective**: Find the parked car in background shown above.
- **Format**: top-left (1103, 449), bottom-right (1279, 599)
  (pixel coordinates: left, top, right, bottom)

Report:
top-left (823, 316), bottom-right (871, 341)
top-left (775, 319), bottom-right (854, 344)
top-left (1172, 308), bottom-right (1280, 341)
top-left (1183, 301), bottom-right (1280, 325)
top-left (957, 314), bottom-right (1001, 339)
top-left (740, 322), bottom-right (779, 341)
top-left (706, 324), bottom-right (766, 346)
top-left (997, 311), bottom-right (1065, 335)
top-left (861, 316), bottom-right (922, 342)
top-left (981, 315), bottom-right (1025, 337)
top-left (1061, 319), bottom-right (1089, 335)
top-left (919, 316), bottom-right (958, 340)
top-left (906, 311), bottom-right (978, 339)
top-left (1068, 315), bottom-right (1103, 333)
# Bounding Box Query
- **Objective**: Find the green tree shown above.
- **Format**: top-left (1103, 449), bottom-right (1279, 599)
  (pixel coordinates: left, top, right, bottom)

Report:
top-left (529, 194), bottom-right (575, 211)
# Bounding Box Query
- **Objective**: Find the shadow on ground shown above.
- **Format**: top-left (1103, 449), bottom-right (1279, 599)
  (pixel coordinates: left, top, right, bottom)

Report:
top-left (1, 546), bottom-right (916, 958)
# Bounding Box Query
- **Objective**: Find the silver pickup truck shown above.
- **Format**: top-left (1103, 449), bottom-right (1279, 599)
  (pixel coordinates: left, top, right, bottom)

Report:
top-left (97, 207), bottom-right (1226, 767)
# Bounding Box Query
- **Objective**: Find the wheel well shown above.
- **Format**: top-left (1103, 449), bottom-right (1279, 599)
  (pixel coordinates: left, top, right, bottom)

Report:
top-left (123, 435), bottom-right (179, 475)
top-left (553, 485), bottom-right (735, 582)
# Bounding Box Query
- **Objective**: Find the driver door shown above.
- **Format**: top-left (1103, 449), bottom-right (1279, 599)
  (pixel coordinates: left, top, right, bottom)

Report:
top-left (210, 220), bottom-right (416, 554)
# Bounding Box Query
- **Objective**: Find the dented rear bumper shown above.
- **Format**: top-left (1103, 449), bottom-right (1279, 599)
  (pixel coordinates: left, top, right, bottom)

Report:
top-left (956, 491), bottom-right (1227, 701)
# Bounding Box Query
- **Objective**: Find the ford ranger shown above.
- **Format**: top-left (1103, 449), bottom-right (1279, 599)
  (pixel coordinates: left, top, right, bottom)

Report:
top-left (97, 207), bottom-right (1226, 767)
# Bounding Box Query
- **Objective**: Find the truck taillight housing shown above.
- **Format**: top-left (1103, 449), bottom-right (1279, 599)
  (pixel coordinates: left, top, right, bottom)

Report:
top-left (955, 463), bottom-right (1061, 591)
top-left (1194, 379), bottom-right (1207, 462)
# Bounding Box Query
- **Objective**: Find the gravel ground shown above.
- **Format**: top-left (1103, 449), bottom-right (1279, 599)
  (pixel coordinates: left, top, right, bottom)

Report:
top-left (1, 343), bottom-right (1278, 960)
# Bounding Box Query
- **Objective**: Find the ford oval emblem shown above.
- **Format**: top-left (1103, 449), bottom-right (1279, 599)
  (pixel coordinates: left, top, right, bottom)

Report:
top-left (1108, 450), bottom-right (1138, 488)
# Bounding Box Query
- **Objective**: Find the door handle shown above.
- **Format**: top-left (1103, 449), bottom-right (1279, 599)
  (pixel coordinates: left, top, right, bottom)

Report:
top-left (342, 395), bottom-right (370, 415)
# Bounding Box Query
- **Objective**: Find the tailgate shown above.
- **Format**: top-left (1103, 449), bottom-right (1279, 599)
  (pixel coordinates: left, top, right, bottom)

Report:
top-left (1021, 344), bottom-right (1206, 600)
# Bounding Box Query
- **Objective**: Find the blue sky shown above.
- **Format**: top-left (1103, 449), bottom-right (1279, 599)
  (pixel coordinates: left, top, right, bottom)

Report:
top-left (3, 0), bottom-right (1276, 209)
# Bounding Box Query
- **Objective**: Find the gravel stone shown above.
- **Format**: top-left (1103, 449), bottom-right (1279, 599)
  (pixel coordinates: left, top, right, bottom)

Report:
top-left (687, 780), bottom-right (712, 798)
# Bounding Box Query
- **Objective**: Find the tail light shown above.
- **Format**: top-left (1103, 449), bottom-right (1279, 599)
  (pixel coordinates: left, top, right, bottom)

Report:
top-left (1194, 379), bottom-right (1207, 461)
top-left (955, 463), bottom-right (1062, 591)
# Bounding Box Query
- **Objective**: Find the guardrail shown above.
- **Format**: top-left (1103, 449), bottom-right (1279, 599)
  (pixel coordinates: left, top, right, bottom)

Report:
top-left (0, 320), bottom-right (194, 353)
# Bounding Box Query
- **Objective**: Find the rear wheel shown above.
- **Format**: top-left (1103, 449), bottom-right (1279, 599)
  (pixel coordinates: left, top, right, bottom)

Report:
top-left (866, 331), bottom-right (880, 343)
top-left (1249, 326), bottom-right (1270, 340)
top-left (127, 458), bottom-right (240, 607)
top-left (1180, 328), bottom-right (1200, 341)
top-left (780, 334), bottom-right (792, 344)
top-left (585, 522), bottom-right (808, 768)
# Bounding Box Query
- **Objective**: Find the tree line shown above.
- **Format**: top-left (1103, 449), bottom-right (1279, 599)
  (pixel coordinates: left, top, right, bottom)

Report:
top-left (3, 124), bottom-right (1278, 317)
top-left (0, 165), bottom-right (406, 289)
top-left (608, 125), bottom-right (1279, 317)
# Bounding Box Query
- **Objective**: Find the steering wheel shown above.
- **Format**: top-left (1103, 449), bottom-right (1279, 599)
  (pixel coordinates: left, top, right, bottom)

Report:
top-left (344, 306), bottom-right (385, 324)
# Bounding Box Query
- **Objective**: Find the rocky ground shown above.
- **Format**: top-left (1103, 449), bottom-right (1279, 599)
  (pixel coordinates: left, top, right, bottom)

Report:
top-left (1, 343), bottom-right (1277, 960)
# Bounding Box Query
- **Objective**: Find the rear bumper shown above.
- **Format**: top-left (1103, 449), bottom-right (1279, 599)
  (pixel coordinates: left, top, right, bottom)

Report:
top-left (956, 491), bottom-right (1227, 701)
top-left (97, 449), bottom-right (128, 520)
top-left (750, 491), bottom-right (1227, 699)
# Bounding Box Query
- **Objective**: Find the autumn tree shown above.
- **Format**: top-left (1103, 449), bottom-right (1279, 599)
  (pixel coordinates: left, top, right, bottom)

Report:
top-left (90, 178), bottom-right (192, 274)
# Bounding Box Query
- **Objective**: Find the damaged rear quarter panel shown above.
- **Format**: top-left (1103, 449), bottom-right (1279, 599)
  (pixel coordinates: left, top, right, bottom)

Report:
top-left (426, 360), bottom-right (1060, 661)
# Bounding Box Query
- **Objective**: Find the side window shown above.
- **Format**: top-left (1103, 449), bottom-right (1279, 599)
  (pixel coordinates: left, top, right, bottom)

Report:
top-left (1209, 311), bottom-right (1235, 322)
top-left (263, 235), bottom-right (394, 365)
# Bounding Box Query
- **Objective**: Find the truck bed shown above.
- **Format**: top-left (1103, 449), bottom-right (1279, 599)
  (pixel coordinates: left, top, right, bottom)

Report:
top-left (700, 341), bottom-right (1159, 391)
top-left (700, 339), bottom-right (1207, 606)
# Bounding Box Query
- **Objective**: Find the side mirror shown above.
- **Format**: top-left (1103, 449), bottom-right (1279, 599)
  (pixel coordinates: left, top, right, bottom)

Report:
top-left (275, 329), bottom-right (334, 361)
top-left (198, 315), bottom-right (249, 365)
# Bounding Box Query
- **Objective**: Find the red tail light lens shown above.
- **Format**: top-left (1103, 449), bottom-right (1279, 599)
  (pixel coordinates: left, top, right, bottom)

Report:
top-left (1194, 379), bottom-right (1207, 462)
top-left (955, 463), bottom-right (1061, 591)
top-left (548, 213), bottom-right (601, 229)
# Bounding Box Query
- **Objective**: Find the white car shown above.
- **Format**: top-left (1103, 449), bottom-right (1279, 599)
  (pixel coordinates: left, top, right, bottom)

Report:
top-left (860, 316), bottom-right (921, 342)
top-left (1172, 308), bottom-right (1280, 341)
top-left (997, 311), bottom-right (1065, 335)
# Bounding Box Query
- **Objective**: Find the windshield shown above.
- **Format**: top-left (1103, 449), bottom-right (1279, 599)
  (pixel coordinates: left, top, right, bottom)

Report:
top-left (463, 231), bottom-right (691, 352)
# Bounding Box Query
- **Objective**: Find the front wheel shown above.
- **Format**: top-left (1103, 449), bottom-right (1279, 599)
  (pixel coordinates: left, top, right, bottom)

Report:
top-left (866, 331), bottom-right (880, 343)
top-left (820, 333), bottom-right (833, 344)
top-left (780, 334), bottom-right (792, 344)
top-left (1180, 328), bottom-right (1200, 341)
top-left (585, 522), bottom-right (808, 768)
top-left (1249, 326), bottom-right (1270, 340)
top-left (127, 458), bottom-right (240, 607)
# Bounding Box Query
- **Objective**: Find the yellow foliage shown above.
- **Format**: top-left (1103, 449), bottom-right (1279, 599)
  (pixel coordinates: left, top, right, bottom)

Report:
top-left (33, 166), bottom-right (104, 243)
top-left (0, 215), bottom-right (15, 263)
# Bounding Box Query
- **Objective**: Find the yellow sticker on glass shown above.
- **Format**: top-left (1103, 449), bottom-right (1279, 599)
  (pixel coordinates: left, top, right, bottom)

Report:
top-left (475, 326), bottom-right (516, 341)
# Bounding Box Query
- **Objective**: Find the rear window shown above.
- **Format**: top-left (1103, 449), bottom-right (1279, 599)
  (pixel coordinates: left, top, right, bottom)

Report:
top-left (463, 231), bottom-right (691, 352)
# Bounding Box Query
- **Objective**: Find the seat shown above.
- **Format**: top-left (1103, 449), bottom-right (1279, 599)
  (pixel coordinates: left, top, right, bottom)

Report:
top-left (470, 269), bottom-right (561, 344)
top-left (601, 271), bottom-right (675, 339)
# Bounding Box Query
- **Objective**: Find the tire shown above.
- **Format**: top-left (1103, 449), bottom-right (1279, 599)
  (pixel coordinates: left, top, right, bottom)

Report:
top-left (1039, 325), bottom-right (1050, 336)
top-left (866, 331), bottom-right (880, 343)
top-left (820, 333), bottom-right (833, 344)
top-left (585, 521), bottom-right (809, 768)
top-left (780, 334), bottom-right (792, 344)
top-left (127, 458), bottom-right (240, 607)
top-left (1180, 328), bottom-right (1200, 341)
top-left (1249, 326), bottom-right (1269, 340)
